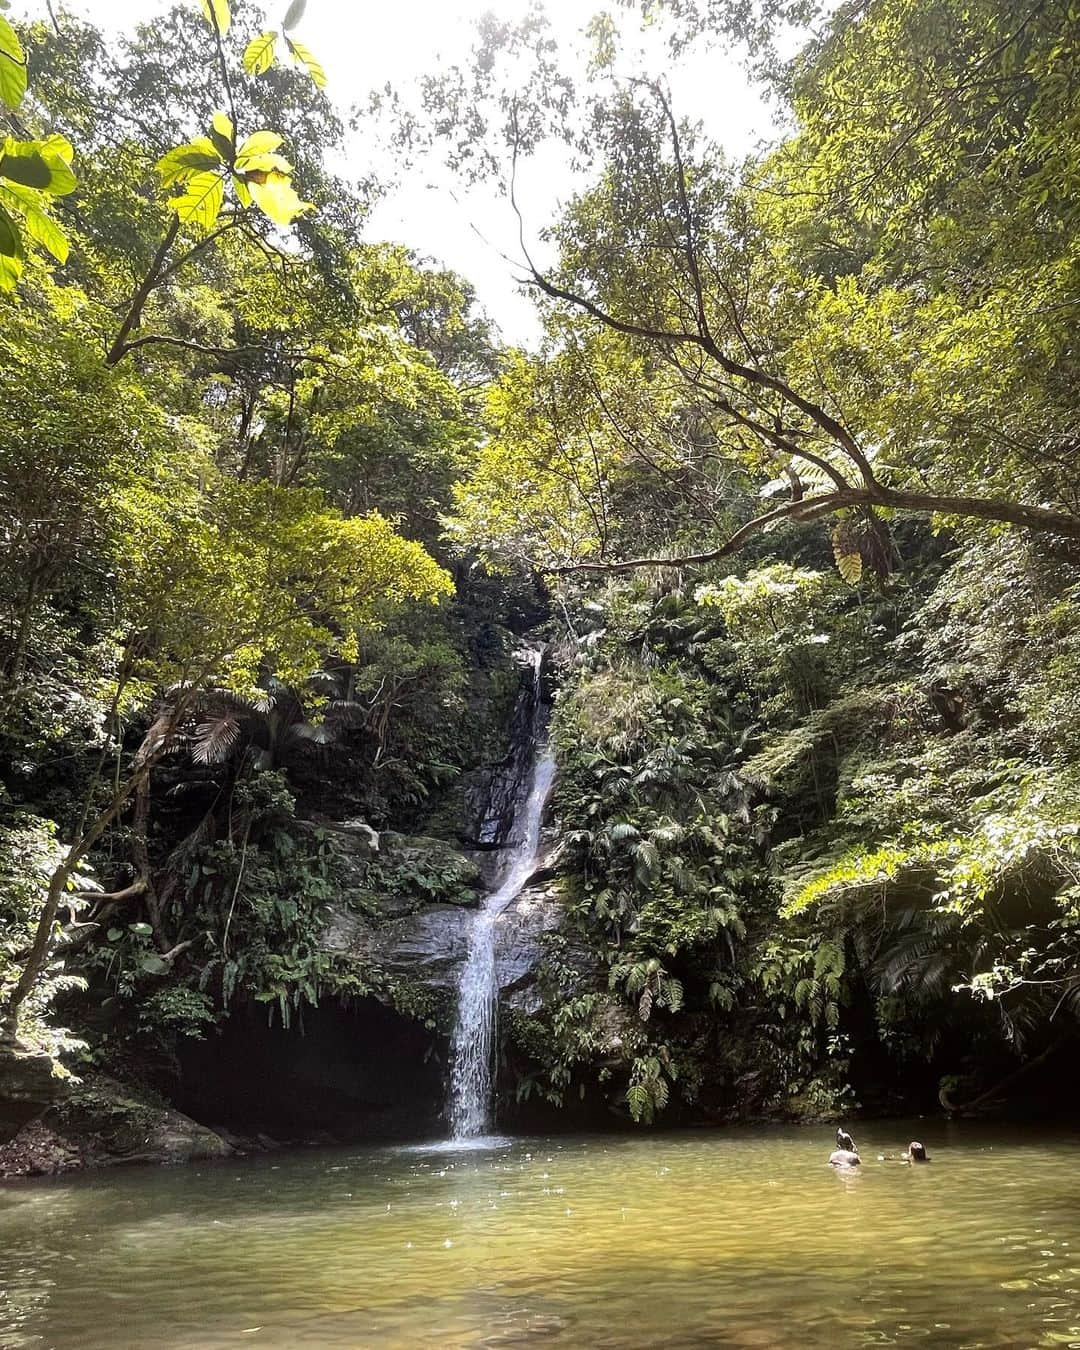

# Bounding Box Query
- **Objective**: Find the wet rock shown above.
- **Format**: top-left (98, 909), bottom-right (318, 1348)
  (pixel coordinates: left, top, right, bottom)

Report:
top-left (0, 1118), bottom-right (82, 1176)
top-left (323, 870), bottom-right (591, 1012)
top-left (378, 833), bottom-right (483, 907)
top-left (497, 879), bottom-right (572, 1013)
top-left (330, 818), bottom-right (381, 854)
top-left (297, 815), bottom-right (380, 858)
top-left (462, 647), bottom-right (547, 850)
top-left (325, 902), bottom-right (472, 988)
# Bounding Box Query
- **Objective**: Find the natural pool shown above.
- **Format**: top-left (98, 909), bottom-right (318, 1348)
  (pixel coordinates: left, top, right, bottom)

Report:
top-left (1, 1120), bottom-right (1078, 1348)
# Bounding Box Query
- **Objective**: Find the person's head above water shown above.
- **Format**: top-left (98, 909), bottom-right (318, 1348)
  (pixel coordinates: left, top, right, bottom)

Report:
top-left (906, 1141), bottom-right (929, 1162)
top-left (836, 1126), bottom-right (857, 1153)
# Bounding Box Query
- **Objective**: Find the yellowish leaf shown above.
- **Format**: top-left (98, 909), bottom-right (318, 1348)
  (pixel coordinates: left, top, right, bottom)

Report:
top-left (247, 169), bottom-right (312, 225)
top-left (197, 0), bottom-right (231, 36)
top-left (171, 169), bottom-right (225, 232)
top-left (237, 131), bottom-right (284, 159)
top-left (285, 37), bottom-right (326, 89)
top-left (243, 30), bottom-right (278, 75)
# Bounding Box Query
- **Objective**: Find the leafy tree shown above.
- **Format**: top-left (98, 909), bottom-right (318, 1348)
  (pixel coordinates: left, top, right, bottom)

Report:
top-left (447, 0), bottom-right (1080, 577)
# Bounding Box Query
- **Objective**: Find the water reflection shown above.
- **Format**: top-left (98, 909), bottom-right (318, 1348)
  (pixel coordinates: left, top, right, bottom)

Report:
top-left (0, 1121), bottom-right (1078, 1348)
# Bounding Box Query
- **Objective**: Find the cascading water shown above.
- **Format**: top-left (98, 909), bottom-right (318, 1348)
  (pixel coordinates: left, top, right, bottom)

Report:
top-left (448, 651), bottom-right (555, 1139)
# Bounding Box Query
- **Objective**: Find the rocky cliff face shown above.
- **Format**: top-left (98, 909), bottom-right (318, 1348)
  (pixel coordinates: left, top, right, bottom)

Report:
top-left (319, 640), bottom-right (595, 1084)
top-left (323, 855), bottom-right (571, 1017)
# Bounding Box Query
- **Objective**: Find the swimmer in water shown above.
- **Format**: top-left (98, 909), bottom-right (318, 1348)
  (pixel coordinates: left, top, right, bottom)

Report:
top-left (876, 1140), bottom-right (931, 1163)
top-left (829, 1126), bottom-right (860, 1167)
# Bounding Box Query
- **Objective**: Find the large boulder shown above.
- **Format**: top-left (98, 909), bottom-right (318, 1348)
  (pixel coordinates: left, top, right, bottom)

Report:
top-left (0, 1074), bottom-right (233, 1177)
top-left (498, 878), bottom-right (574, 1013)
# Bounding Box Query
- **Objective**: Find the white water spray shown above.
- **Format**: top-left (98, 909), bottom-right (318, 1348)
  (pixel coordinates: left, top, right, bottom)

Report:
top-left (448, 656), bottom-right (555, 1139)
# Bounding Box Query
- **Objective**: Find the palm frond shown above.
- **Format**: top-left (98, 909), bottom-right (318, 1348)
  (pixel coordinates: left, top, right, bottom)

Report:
top-left (192, 713), bottom-right (242, 765)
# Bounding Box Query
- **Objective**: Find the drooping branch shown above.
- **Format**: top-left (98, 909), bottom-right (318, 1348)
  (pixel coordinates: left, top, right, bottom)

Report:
top-left (547, 490), bottom-right (859, 574)
top-left (547, 484), bottom-right (1080, 575)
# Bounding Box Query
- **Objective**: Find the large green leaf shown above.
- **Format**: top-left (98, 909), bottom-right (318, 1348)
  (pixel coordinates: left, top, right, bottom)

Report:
top-left (198, 0), bottom-right (231, 36)
top-left (236, 130), bottom-right (284, 160)
top-left (21, 203), bottom-right (68, 263)
top-left (171, 169), bottom-right (225, 232)
top-left (236, 150), bottom-right (291, 176)
top-left (0, 197), bottom-right (20, 257)
top-left (0, 16), bottom-right (25, 110)
top-left (39, 134), bottom-right (74, 167)
top-left (232, 173), bottom-right (252, 209)
top-left (285, 37), bottom-right (326, 89)
top-left (243, 30), bottom-right (278, 75)
top-left (0, 141), bottom-right (76, 196)
top-left (158, 137), bottom-right (223, 187)
top-left (0, 145), bottom-right (52, 190)
top-left (0, 186), bottom-right (69, 263)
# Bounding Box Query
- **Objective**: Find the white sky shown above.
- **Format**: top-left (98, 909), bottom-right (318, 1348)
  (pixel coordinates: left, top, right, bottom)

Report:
top-left (26, 0), bottom-right (778, 345)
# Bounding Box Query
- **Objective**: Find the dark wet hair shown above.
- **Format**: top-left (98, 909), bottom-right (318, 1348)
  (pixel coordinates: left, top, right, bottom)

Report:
top-left (908, 1141), bottom-right (929, 1162)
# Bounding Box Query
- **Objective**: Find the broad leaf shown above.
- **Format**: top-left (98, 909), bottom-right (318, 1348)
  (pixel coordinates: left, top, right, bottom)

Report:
top-left (37, 148), bottom-right (77, 197)
top-left (198, 0), bottom-right (231, 35)
top-left (236, 130), bottom-right (284, 160)
top-left (236, 150), bottom-right (292, 176)
top-left (158, 138), bottom-right (223, 187)
top-left (0, 198), bottom-right (20, 257)
top-left (285, 37), bottom-right (326, 89)
top-left (0, 141), bottom-right (75, 196)
top-left (232, 173), bottom-right (253, 208)
top-left (282, 0), bottom-right (307, 30)
top-left (243, 30), bottom-right (277, 75)
top-left (209, 110), bottom-right (235, 161)
top-left (0, 187), bottom-right (69, 262)
top-left (0, 16), bottom-right (25, 110)
top-left (247, 168), bottom-right (312, 225)
top-left (171, 169), bottom-right (225, 232)
top-left (22, 202), bottom-right (69, 263)
top-left (39, 134), bottom-right (74, 166)
top-left (0, 145), bottom-right (52, 190)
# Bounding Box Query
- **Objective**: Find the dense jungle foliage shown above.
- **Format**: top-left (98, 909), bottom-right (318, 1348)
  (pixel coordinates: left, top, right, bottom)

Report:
top-left (1, 0), bottom-right (1077, 1136)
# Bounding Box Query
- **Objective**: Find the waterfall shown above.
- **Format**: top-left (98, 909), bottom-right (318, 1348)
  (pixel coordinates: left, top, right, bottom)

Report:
top-left (448, 652), bottom-right (555, 1139)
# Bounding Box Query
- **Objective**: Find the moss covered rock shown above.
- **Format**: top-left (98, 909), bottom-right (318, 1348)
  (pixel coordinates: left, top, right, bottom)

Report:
top-left (0, 1073), bottom-right (232, 1177)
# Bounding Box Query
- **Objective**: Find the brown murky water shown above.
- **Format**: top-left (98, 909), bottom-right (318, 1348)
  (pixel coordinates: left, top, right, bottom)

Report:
top-left (1, 1120), bottom-right (1078, 1347)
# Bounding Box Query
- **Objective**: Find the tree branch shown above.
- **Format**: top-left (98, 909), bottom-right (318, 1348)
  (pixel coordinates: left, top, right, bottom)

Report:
top-left (546, 484), bottom-right (1080, 575)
